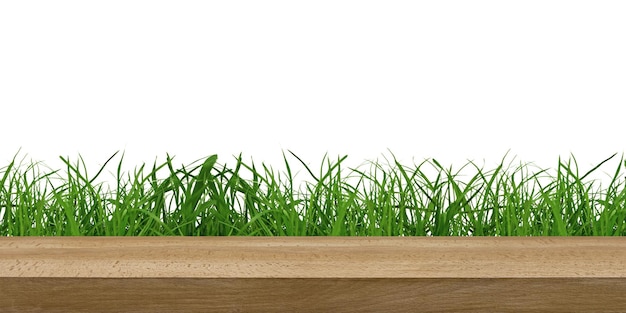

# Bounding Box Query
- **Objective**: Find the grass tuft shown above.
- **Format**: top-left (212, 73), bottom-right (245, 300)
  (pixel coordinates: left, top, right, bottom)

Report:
top-left (1, 150), bottom-right (625, 236)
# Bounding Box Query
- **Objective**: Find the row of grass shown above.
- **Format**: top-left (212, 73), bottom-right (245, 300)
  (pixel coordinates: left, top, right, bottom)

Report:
top-left (1, 150), bottom-right (625, 236)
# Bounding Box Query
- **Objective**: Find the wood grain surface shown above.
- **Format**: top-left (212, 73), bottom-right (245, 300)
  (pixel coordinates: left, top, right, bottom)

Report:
top-left (1, 237), bottom-right (625, 312)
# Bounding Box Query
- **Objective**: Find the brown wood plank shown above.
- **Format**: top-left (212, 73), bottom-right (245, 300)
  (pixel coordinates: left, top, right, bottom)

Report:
top-left (1, 277), bottom-right (625, 313)
top-left (1, 237), bottom-right (626, 312)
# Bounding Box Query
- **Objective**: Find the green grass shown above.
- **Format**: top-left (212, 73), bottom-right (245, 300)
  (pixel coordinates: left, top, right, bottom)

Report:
top-left (1, 150), bottom-right (625, 236)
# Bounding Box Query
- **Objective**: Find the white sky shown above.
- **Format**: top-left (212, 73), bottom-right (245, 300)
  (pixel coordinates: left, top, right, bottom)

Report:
top-left (1, 1), bottom-right (625, 190)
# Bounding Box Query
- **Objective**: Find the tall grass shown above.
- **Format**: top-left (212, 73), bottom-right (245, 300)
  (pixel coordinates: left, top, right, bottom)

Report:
top-left (1, 150), bottom-right (625, 236)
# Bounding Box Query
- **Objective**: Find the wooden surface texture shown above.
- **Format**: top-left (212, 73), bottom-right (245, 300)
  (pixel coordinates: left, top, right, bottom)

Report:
top-left (1, 237), bottom-right (625, 312)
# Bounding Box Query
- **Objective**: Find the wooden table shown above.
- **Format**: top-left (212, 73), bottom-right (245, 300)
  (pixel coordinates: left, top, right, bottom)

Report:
top-left (1, 237), bottom-right (625, 312)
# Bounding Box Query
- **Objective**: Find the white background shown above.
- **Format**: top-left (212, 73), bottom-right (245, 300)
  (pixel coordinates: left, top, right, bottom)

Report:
top-left (1, 1), bottom-right (624, 189)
